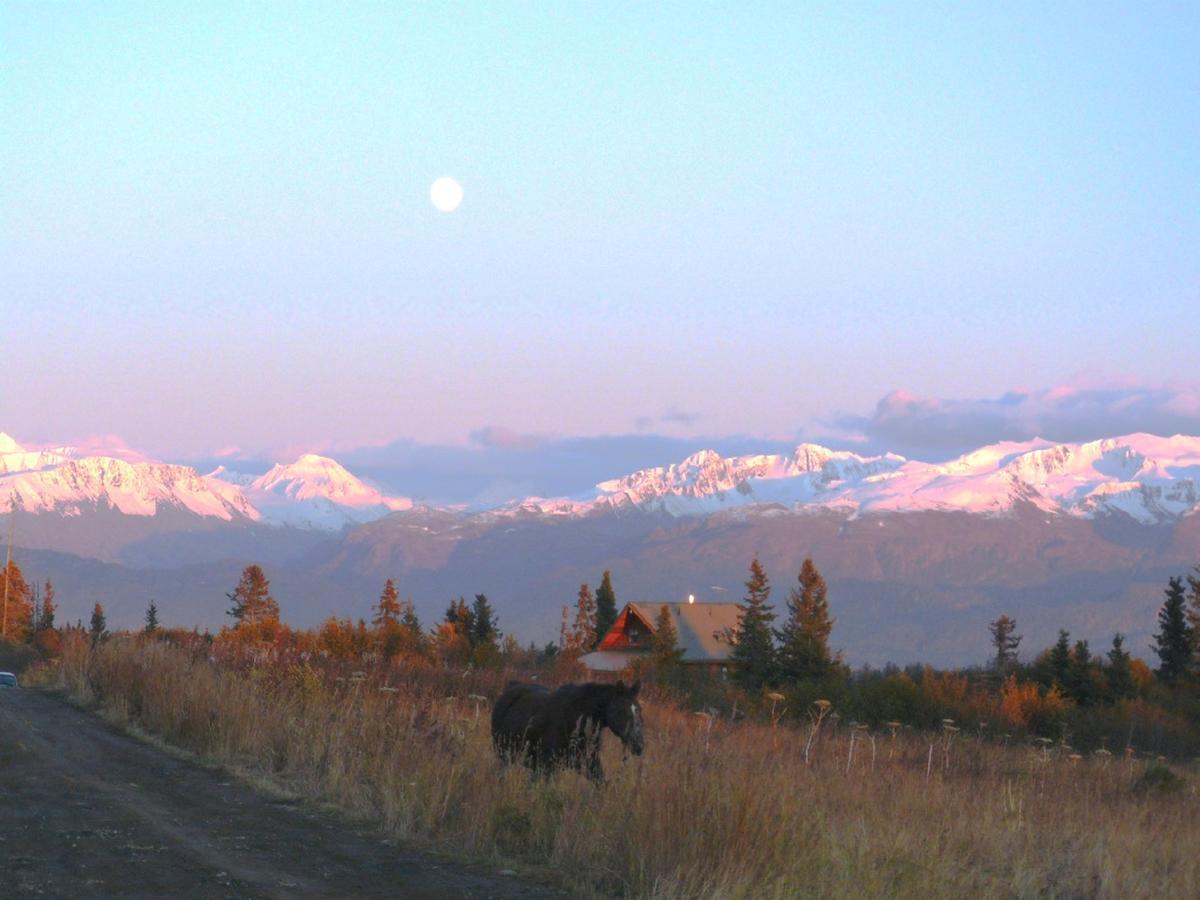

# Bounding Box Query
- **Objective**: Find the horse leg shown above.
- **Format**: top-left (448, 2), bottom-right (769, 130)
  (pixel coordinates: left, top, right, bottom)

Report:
top-left (587, 757), bottom-right (605, 784)
top-left (584, 740), bottom-right (605, 785)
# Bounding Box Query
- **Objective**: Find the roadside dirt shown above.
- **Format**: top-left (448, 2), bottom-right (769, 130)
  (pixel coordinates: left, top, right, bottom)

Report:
top-left (0, 689), bottom-right (560, 898)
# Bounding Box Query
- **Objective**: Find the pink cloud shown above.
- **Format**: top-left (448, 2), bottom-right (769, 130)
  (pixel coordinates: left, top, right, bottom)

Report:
top-left (34, 433), bottom-right (152, 463)
top-left (469, 426), bottom-right (550, 451)
top-left (834, 378), bottom-right (1200, 456)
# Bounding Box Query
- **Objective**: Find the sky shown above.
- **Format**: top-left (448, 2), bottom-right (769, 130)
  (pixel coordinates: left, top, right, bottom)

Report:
top-left (2, 2), bottom-right (1198, 463)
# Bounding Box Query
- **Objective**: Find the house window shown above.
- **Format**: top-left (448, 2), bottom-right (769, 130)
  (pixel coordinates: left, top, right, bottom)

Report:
top-left (628, 627), bottom-right (641, 645)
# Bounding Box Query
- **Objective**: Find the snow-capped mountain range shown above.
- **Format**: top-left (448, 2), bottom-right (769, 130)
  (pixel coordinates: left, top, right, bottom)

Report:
top-left (0, 434), bottom-right (410, 530)
top-left (2, 430), bottom-right (1198, 531)
top-left (502, 433), bottom-right (1200, 525)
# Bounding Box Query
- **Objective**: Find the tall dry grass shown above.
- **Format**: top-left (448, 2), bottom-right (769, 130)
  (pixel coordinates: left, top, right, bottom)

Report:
top-left (36, 635), bottom-right (1200, 898)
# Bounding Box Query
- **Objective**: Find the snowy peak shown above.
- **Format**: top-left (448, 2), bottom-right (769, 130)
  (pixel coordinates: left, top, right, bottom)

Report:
top-left (590, 444), bottom-right (904, 513)
top-left (246, 454), bottom-right (412, 528)
top-left (986, 434), bottom-right (1200, 523)
top-left (3, 428), bottom-right (1198, 530)
top-left (508, 434), bottom-right (1200, 523)
top-left (0, 433), bottom-right (411, 531)
top-left (0, 431), bottom-right (73, 477)
top-left (0, 455), bottom-right (257, 521)
top-left (0, 445), bottom-right (72, 477)
top-left (251, 454), bottom-right (410, 510)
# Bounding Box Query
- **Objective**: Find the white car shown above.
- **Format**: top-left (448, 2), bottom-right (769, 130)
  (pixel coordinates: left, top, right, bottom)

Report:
top-left (0, 671), bottom-right (17, 688)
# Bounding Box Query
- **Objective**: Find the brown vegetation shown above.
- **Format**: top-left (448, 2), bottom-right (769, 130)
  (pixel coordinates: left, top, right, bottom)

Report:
top-left (30, 634), bottom-right (1200, 898)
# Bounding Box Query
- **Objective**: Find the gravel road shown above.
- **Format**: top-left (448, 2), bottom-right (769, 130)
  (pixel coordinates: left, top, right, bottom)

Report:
top-left (0, 689), bottom-right (559, 898)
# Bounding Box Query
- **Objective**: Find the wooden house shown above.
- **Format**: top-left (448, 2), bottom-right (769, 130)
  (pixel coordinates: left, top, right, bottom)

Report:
top-left (580, 601), bottom-right (742, 673)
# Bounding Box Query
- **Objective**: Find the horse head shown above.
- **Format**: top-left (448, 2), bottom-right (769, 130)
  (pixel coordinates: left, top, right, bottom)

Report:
top-left (604, 680), bottom-right (644, 756)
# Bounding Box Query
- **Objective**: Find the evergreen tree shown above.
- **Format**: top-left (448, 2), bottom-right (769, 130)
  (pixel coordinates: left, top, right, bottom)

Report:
top-left (776, 558), bottom-right (834, 682)
top-left (436, 598), bottom-right (473, 664)
top-left (144, 599), bottom-right (160, 634)
top-left (1069, 639), bottom-right (1093, 705)
top-left (564, 584), bottom-right (596, 657)
top-left (37, 579), bottom-right (56, 632)
top-left (594, 571), bottom-right (618, 649)
top-left (376, 596), bottom-right (423, 660)
top-left (1106, 633), bottom-right (1134, 701)
top-left (373, 579), bottom-right (402, 629)
top-left (1187, 566), bottom-right (1200, 659)
top-left (469, 593), bottom-right (500, 648)
top-left (731, 557), bottom-right (777, 691)
top-left (399, 599), bottom-right (422, 635)
top-left (1048, 629), bottom-right (1072, 689)
top-left (225, 564), bottom-right (280, 628)
top-left (987, 614), bottom-right (1022, 670)
top-left (1153, 575), bottom-right (1193, 684)
top-left (651, 603), bottom-right (685, 670)
top-left (399, 599), bottom-right (425, 654)
top-left (443, 597), bottom-right (474, 638)
top-left (89, 602), bottom-right (108, 644)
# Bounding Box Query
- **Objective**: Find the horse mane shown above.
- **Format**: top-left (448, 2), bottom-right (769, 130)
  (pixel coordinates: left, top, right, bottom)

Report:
top-left (556, 681), bottom-right (620, 713)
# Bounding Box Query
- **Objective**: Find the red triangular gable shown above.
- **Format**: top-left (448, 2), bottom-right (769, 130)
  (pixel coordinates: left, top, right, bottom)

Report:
top-left (597, 603), bottom-right (656, 651)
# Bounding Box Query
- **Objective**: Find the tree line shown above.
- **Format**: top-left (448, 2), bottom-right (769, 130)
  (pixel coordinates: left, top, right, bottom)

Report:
top-left (8, 551), bottom-right (1200, 755)
top-left (983, 567), bottom-right (1200, 703)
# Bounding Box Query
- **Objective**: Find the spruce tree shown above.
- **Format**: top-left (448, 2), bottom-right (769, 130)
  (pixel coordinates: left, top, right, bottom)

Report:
top-left (731, 557), bottom-right (777, 691)
top-left (443, 598), bottom-right (474, 642)
top-left (1069, 639), bottom-right (1093, 705)
top-left (594, 571), bottom-right (618, 648)
top-left (987, 614), bottom-right (1022, 670)
top-left (1106, 633), bottom-right (1134, 701)
top-left (144, 599), bottom-right (160, 634)
top-left (226, 564), bottom-right (280, 628)
top-left (469, 593), bottom-right (500, 648)
top-left (399, 599), bottom-right (422, 635)
top-left (565, 584), bottom-right (596, 656)
top-left (37, 579), bottom-right (56, 632)
top-left (373, 579), bottom-right (402, 629)
top-left (651, 603), bottom-right (685, 670)
top-left (776, 558), bottom-right (834, 683)
top-left (1187, 566), bottom-right (1200, 659)
top-left (382, 598), bottom-right (424, 659)
top-left (89, 602), bottom-right (108, 645)
top-left (1153, 575), bottom-right (1193, 684)
top-left (1048, 629), bottom-right (1072, 689)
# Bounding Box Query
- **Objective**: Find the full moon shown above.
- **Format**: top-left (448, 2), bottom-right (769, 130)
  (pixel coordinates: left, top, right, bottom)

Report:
top-left (430, 177), bottom-right (463, 212)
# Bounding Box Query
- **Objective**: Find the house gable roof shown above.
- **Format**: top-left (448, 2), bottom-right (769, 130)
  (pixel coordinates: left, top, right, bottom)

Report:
top-left (591, 601), bottom-right (741, 663)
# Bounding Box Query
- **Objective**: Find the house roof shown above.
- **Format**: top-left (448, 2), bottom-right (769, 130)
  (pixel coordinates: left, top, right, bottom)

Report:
top-left (598, 601), bottom-right (741, 664)
top-left (633, 602), bottom-right (741, 662)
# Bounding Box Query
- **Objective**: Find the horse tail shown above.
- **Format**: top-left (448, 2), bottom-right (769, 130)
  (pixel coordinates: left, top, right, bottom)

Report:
top-left (491, 682), bottom-right (532, 737)
top-left (491, 688), bottom-right (522, 725)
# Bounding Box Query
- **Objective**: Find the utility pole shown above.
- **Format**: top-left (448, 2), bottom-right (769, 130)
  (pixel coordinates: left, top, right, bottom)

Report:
top-left (1, 502), bottom-right (12, 640)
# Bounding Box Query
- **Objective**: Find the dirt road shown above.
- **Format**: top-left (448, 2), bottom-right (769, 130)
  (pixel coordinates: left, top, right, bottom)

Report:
top-left (0, 689), bottom-right (559, 898)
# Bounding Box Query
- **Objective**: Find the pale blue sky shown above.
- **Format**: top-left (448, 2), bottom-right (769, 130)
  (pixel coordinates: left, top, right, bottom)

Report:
top-left (2, 2), bottom-right (1197, 458)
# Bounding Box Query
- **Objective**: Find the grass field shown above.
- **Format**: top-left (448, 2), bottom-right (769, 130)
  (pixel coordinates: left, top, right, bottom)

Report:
top-left (35, 635), bottom-right (1200, 898)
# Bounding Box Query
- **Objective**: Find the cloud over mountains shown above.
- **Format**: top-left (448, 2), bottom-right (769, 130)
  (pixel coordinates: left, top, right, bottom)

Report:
top-left (831, 381), bottom-right (1200, 459)
top-left (34, 379), bottom-right (1200, 506)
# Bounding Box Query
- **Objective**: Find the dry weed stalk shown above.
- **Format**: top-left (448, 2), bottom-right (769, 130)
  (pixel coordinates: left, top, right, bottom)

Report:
top-left (942, 720), bottom-right (960, 773)
top-left (804, 699), bottom-right (832, 766)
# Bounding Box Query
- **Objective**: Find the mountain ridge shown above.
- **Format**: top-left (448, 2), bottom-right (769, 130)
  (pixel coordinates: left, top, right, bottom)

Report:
top-left (4, 428), bottom-right (1198, 665)
top-left (3, 431), bottom-right (1198, 531)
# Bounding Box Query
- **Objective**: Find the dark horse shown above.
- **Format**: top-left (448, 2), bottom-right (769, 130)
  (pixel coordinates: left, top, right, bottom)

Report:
top-left (491, 680), bottom-right (644, 783)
